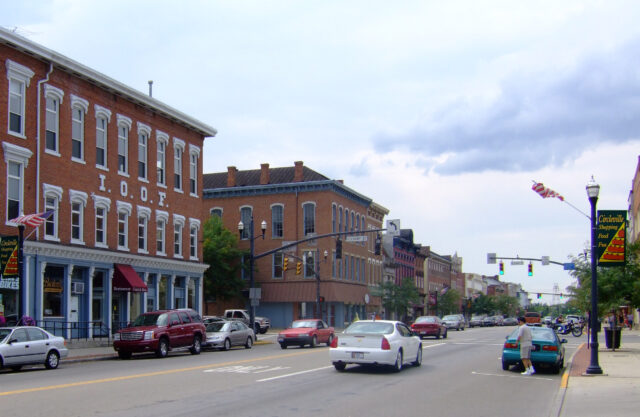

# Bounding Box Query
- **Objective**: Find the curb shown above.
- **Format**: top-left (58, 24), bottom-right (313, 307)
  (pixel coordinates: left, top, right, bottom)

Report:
top-left (549, 342), bottom-right (585, 417)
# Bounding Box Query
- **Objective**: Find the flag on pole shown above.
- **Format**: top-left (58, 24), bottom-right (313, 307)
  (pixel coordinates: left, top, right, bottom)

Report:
top-left (532, 181), bottom-right (564, 201)
top-left (9, 210), bottom-right (54, 227)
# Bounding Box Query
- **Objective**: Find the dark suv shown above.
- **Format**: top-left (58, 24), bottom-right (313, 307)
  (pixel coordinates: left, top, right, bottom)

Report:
top-left (113, 309), bottom-right (206, 359)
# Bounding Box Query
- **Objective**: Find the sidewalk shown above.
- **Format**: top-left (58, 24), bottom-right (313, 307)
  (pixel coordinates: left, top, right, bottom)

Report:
top-left (555, 328), bottom-right (640, 417)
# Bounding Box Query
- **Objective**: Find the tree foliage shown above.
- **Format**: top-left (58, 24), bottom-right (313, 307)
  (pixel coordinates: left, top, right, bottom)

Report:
top-left (471, 293), bottom-right (520, 316)
top-left (373, 277), bottom-right (420, 320)
top-left (437, 289), bottom-right (462, 316)
top-left (566, 241), bottom-right (640, 317)
top-left (202, 216), bottom-right (247, 302)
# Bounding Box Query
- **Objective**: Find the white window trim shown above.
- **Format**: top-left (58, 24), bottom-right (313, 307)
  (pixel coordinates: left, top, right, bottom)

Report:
top-left (93, 195), bottom-right (111, 248)
top-left (156, 131), bottom-right (169, 188)
top-left (94, 104), bottom-right (112, 170)
top-left (3, 143), bottom-right (32, 225)
top-left (210, 207), bottom-right (223, 217)
top-left (173, 137), bottom-right (185, 193)
top-left (156, 209), bottom-right (169, 256)
top-left (44, 84), bottom-right (64, 156)
top-left (6, 59), bottom-right (34, 138)
top-left (69, 189), bottom-right (87, 245)
top-left (188, 146), bottom-right (199, 198)
top-left (117, 114), bottom-right (132, 176)
top-left (116, 200), bottom-right (132, 251)
top-left (137, 205), bottom-right (151, 254)
top-left (173, 214), bottom-right (185, 259)
top-left (70, 94), bottom-right (89, 164)
top-left (42, 183), bottom-right (63, 241)
top-left (137, 122), bottom-right (151, 182)
top-left (189, 218), bottom-right (200, 261)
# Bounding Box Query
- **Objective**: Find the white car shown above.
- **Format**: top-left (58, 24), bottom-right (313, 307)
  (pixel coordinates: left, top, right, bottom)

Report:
top-left (329, 320), bottom-right (422, 372)
top-left (0, 326), bottom-right (68, 371)
top-left (442, 314), bottom-right (465, 331)
top-left (204, 320), bottom-right (255, 350)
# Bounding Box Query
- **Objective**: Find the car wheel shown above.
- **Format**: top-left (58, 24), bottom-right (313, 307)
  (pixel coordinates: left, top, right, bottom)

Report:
top-left (393, 350), bottom-right (403, 372)
top-left (443, 329), bottom-right (448, 339)
top-left (118, 351), bottom-right (132, 360)
top-left (334, 362), bottom-right (346, 371)
top-left (259, 328), bottom-right (268, 334)
top-left (190, 335), bottom-right (202, 355)
top-left (502, 358), bottom-right (510, 371)
top-left (327, 334), bottom-right (334, 346)
top-left (45, 351), bottom-right (60, 369)
top-left (222, 338), bottom-right (231, 351)
top-left (156, 338), bottom-right (169, 358)
top-left (412, 346), bottom-right (422, 367)
top-left (436, 331), bottom-right (441, 339)
top-left (280, 343), bottom-right (287, 349)
top-left (310, 335), bottom-right (317, 348)
top-left (10, 365), bottom-right (22, 372)
top-left (245, 337), bottom-right (253, 349)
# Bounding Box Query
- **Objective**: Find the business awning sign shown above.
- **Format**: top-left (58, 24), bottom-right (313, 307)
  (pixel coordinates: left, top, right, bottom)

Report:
top-left (596, 210), bottom-right (626, 267)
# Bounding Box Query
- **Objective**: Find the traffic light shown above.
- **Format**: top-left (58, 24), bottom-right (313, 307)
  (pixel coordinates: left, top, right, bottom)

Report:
top-left (528, 262), bottom-right (533, 276)
top-left (283, 257), bottom-right (288, 271)
top-left (335, 238), bottom-right (342, 259)
top-left (374, 234), bottom-right (381, 255)
top-left (537, 293), bottom-right (542, 299)
top-left (296, 262), bottom-right (302, 275)
top-left (319, 296), bottom-right (325, 303)
top-left (499, 261), bottom-right (504, 275)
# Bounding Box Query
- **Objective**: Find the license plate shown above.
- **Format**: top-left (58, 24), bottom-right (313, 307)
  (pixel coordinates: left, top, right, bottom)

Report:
top-left (532, 345), bottom-right (540, 351)
top-left (351, 352), bottom-right (364, 359)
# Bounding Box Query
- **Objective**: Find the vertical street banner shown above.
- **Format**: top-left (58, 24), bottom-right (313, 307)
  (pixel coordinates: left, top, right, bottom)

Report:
top-left (596, 210), bottom-right (626, 267)
top-left (1, 236), bottom-right (19, 278)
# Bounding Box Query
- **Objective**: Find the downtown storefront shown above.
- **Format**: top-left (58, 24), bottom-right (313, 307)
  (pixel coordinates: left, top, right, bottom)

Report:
top-left (18, 240), bottom-right (207, 339)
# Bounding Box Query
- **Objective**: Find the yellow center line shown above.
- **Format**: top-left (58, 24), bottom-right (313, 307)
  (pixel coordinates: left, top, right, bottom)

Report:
top-left (0, 350), bottom-right (315, 397)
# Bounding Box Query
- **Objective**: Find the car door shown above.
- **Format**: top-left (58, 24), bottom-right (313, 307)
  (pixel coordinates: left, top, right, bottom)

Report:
top-left (25, 327), bottom-right (48, 363)
top-left (2, 328), bottom-right (30, 366)
top-left (166, 312), bottom-right (184, 347)
top-left (230, 322), bottom-right (243, 346)
top-left (397, 323), bottom-right (419, 363)
top-left (178, 311), bottom-right (194, 345)
top-left (316, 320), bottom-right (328, 343)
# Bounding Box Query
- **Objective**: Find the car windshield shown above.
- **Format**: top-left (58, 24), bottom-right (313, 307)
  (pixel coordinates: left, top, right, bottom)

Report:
top-left (0, 328), bottom-right (11, 342)
top-left (131, 313), bottom-right (167, 327)
top-left (206, 322), bottom-right (230, 332)
top-left (344, 321), bottom-right (394, 335)
top-left (442, 315), bottom-right (457, 320)
top-left (291, 320), bottom-right (316, 328)
top-left (415, 317), bottom-right (436, 323)
top-left (471, 315), bottom-right (484, 319)
top-left (509, 327), bottom-right (556, 341)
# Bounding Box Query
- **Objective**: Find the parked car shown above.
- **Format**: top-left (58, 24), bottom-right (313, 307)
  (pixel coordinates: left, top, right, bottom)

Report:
top-left (329, 320), bottom-right (422, 372)
top-left (482, 316), bottom-right (496, 327)
top-left (113, 308), bottom-right (206, 359)
top-left (502, 326), bottom-right (567, 373)
top-left (503, 317), bottom-right (518, 326)
top-left (442, 314), bottom-right (465, 331)
top-left (493, 315), bottom-right (505, 326)
top-left (278, 319), bottom-right (335, 349)
top-left (223, 309), bottom-right (270, 334)
top-left (469, 314), bottom-right (486, 327)
top-left (204, 320), bottom-right (255, 350)
top-left (0, 326), bottom-right (68, 371)
top-left (565, 315), bottom-right (584, 325)
top-left (203, 315), bottom-right (225, 324)
top-left (410, 316), bottom-right (448, 339)
top-left (543, 316), bottom-right (554, 325)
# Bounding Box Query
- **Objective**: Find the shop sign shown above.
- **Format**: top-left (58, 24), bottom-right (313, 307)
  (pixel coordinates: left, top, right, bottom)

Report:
top-left (0, 236), bottom-right (19, 278)
top-left (44, 278), bottom-right (63, 293)
top-left (597, 210), bottom-right (626, 267)
top-left (0, 277), bottom-right (19, 290)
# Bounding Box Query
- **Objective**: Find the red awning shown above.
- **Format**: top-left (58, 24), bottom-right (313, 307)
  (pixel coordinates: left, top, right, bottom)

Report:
top-left (113, 264), bottom-right (147, 292)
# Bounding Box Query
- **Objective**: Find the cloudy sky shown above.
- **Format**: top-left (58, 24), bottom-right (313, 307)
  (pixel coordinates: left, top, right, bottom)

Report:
top-left (4, 0), bottom-right (639, 303)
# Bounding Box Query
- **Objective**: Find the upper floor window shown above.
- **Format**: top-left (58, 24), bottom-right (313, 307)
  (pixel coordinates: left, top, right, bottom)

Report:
top-left (173, 138), bottom-right (185, 192)
top-left (210, 207), bottom-right (223, 218)
top-left (345, 209), bottom-right (349, 233)
top-left (273, 252), bottom-right (284, 279)
top-left (69, 189), bottom-right (87, 244)
top-left (271, 204), bottom-right (283, 238)
top-left (44, 85), bottom-right (64, 154)
top-left (303, 202), bottom-right (315, 236)
top-left (3, 143), bottom-right (32, 222)
top-left (137, 206), bottom-right (151, 254)
top-left (117, 115), bottom-right (132, 175)
top-left (189, 218), bottom-right (200, 260)
top-left (42, 183), bottom-right (63, 241)
top-left (332, 204), bottom-right (336, 233)
top-left (93, 195), bottom-right (111, 247)
top-left (156, 131), bottom-right (168, 187)
top-left (116, 201), bottom-right (132, 250)
top-left (304, 250), bottom-right (316, 278)
top-left (70, 95), bottom-right (88, 162)
top-left (240, 206), bottom-right (252, 240)
top-left (94, 105), bottom-right (111, 169)
top-left (338, 207), bottom-right (343, 233)
top-left (6, 59), bottom-right (34, 137)
top-left (156, 210), bottom-right (169, 255)
top-left (189, 144), bottom-right (200, 196)
top-left (173, 214), bottom-right (185, 258)
top-left (138, 123), bottom-right (151, 181)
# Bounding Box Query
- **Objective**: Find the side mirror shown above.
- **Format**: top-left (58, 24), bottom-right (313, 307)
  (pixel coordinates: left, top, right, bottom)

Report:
top-left (8, 338), bottom-right (18, 344)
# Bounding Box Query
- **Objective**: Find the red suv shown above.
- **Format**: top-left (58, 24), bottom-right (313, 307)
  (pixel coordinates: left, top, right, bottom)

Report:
top-left (113, 309), bottom-right (206, 359)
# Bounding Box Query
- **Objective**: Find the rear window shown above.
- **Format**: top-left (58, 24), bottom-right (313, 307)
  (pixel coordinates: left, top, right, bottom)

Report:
top-left (525, 312), bottom-right (541, 317)
top-left (344, 321), bottom-right (394, 335)
top-left (415, 316), bottom-right (437, 323)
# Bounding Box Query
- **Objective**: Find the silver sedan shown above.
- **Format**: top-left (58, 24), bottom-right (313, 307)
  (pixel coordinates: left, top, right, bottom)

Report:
top-left (204, 320), bottom-right (255, 351)
top-left (329, 320), bottom-right (422, 372)
top-left (0, 326), bottom-right (68, 371)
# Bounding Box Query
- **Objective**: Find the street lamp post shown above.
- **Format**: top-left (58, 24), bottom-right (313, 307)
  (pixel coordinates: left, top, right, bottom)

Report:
top-left (316, 250), bottom-right (328, 319)
top-left (586, 176), bottom-right (603, 375)
top-left (238, 217), bottom-right (266, 334)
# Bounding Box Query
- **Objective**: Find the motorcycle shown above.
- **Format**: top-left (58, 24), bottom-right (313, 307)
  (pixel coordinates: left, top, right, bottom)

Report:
top-left (551, 321), bottom-right (583, 337)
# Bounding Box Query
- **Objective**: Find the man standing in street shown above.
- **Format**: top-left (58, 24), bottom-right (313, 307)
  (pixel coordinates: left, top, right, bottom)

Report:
top-left (517, 316), bottom-right (534, 375)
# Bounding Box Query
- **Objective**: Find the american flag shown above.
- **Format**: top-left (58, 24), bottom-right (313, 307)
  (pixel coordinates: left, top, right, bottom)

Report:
top-left (532, 181), bottom-right (564, 201)
top-left (9, 210), bottom-right (54, 227)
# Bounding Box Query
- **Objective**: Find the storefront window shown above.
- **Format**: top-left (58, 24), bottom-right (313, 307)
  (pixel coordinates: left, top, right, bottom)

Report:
top-left (44, 266), bottom-right (64, 317)
top-left (158, 275), bottom-right (167, 310)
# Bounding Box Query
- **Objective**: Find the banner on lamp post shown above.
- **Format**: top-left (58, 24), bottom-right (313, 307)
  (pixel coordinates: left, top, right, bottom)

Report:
top-left (596, 210), bottom-right (626, 267)
top-left (0, 236), bottom-right (19, 279)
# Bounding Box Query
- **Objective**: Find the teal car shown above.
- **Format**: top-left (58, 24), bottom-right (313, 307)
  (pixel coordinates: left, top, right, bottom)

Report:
top-left (502, 326), bottom-right (567, 374)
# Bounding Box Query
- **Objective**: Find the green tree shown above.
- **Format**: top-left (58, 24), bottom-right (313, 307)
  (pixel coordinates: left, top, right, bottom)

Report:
top-left (493, 294), bottom-right (520, 317)
top-left (472, 294), bottom-right (495, 315)
top-left (202, 216), bottom-right (247, 302)
top-left (437, 289), bottom-right (462, 316)
top-left (373, 277), bottom-right (420, 320)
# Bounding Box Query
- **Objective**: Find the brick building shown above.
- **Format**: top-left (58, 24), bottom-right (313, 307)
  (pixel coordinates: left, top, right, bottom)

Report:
top-left (0, 28), bottom-right (216, 336)
top-left (202, 161), bottom-right (387, 328)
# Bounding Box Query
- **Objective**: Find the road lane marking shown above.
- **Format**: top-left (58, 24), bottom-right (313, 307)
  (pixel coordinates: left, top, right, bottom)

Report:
top-left (0, 350), bottom-right (317, 397)
top-left (204, 365), bottom-right (291, 374)
top-left (256, 366), bottom-right (333, 382)
top-left (471, 371), bottom-right (553, 380)
top-left (423, 343), bottom-right (446, 349)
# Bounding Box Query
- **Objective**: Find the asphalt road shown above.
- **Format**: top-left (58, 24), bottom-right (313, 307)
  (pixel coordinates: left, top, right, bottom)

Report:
top-left (0, 326), bottom-right (582, 417)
